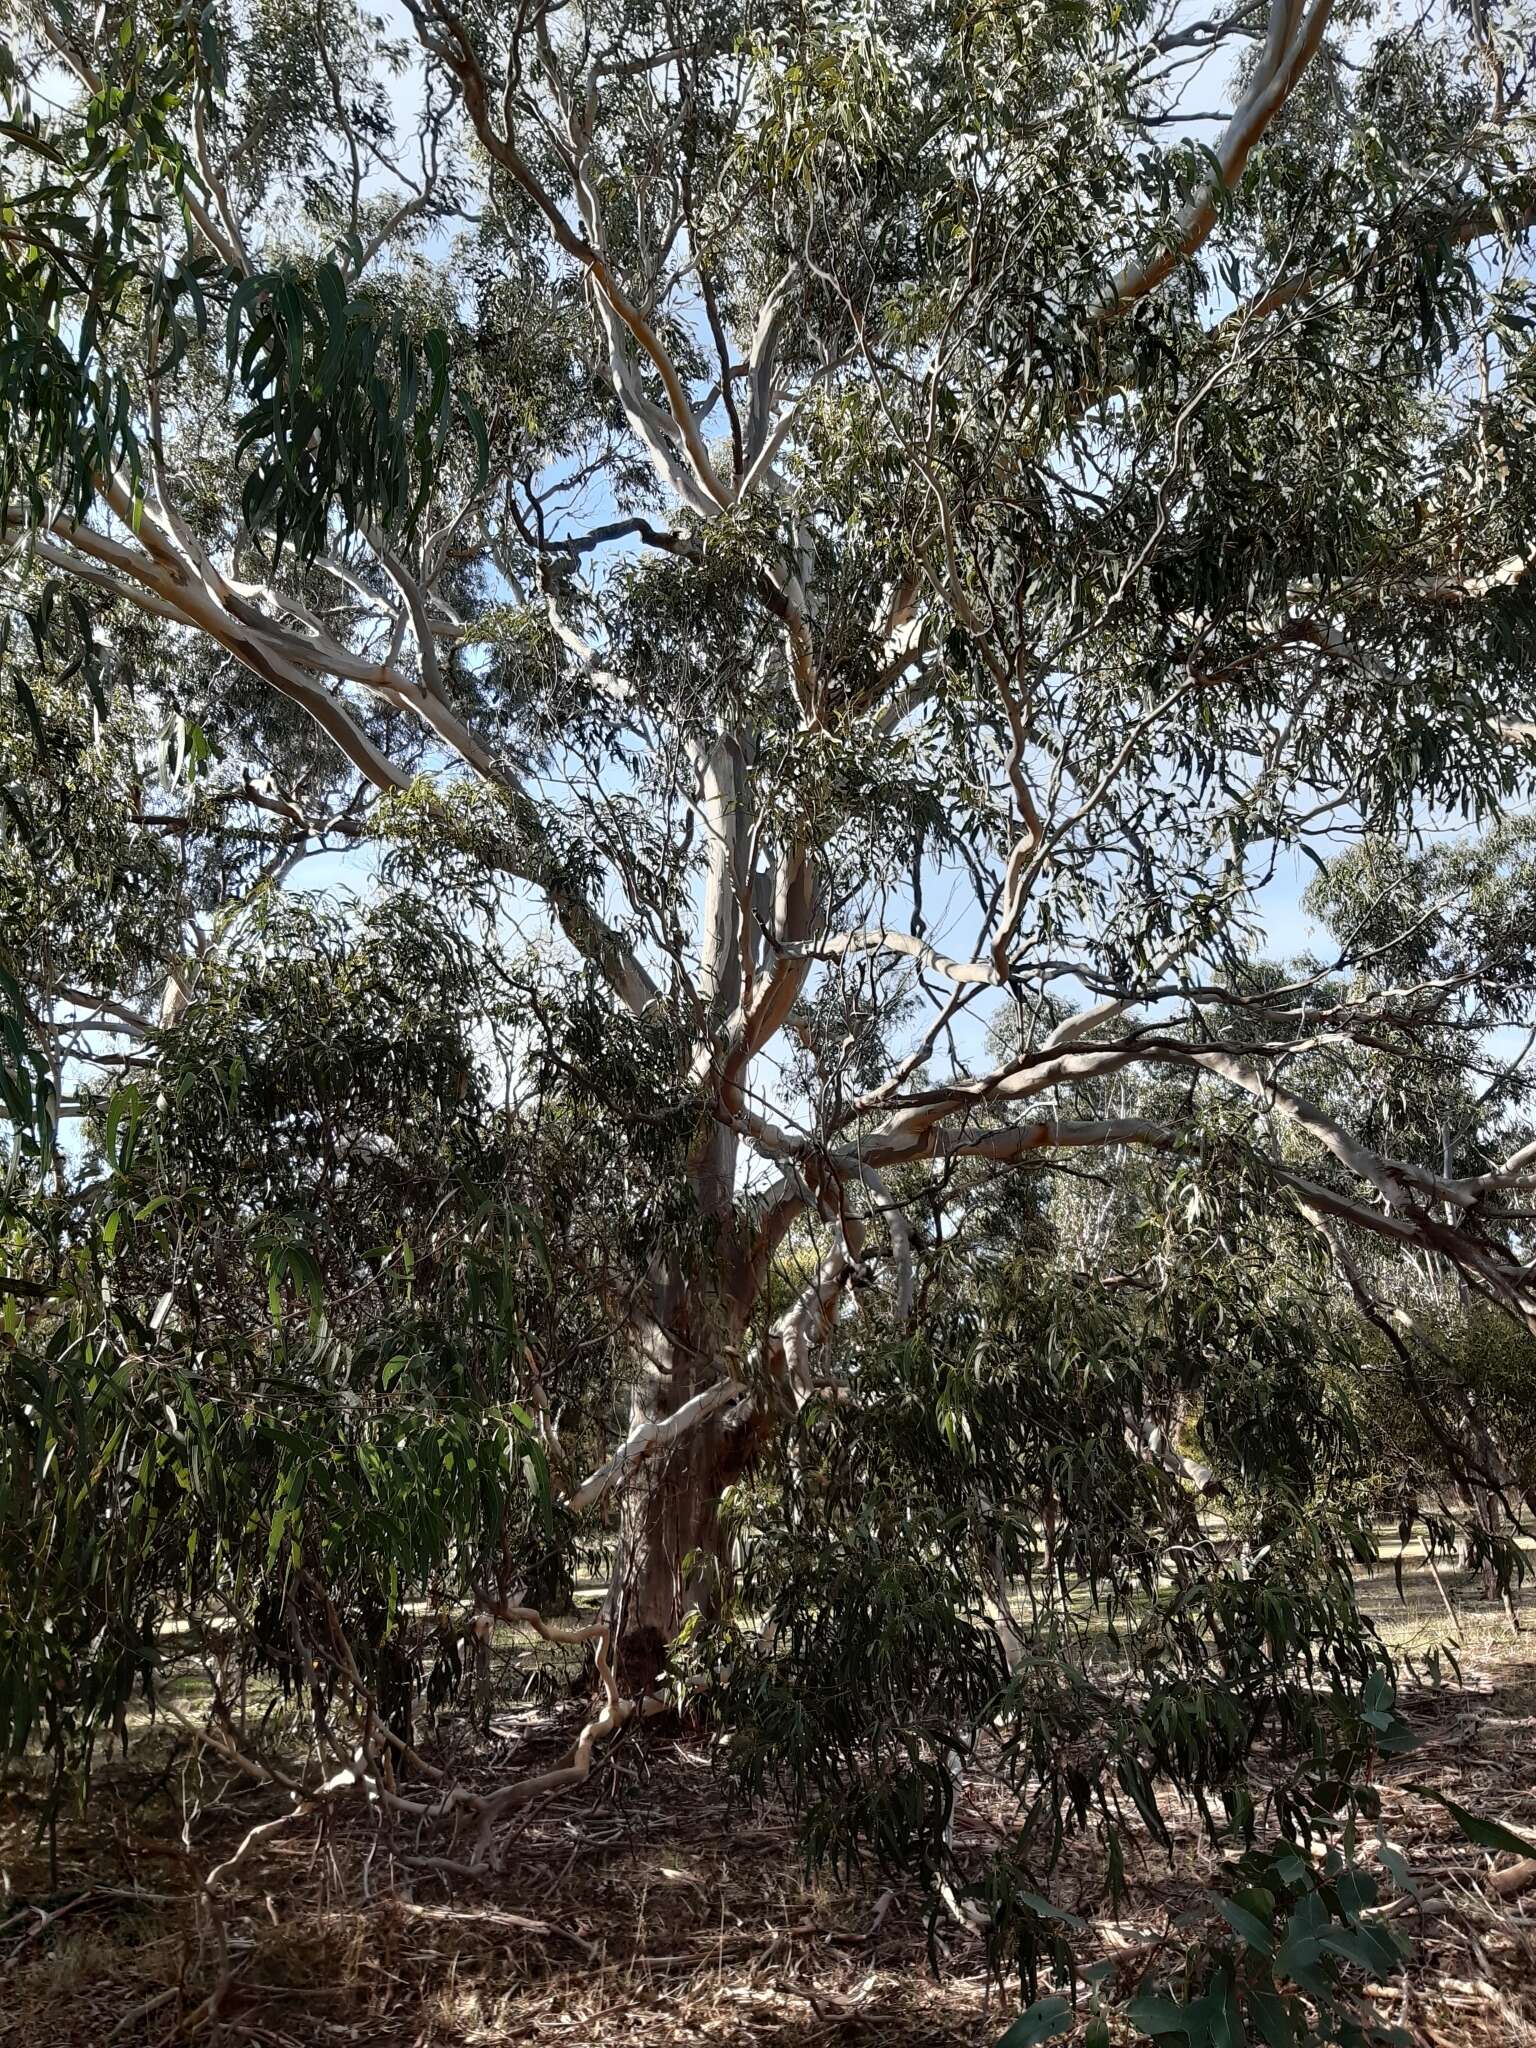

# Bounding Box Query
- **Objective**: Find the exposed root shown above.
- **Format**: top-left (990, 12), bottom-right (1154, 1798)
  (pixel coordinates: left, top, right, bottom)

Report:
top-left (157, 1594), bottom-right (670, 1881)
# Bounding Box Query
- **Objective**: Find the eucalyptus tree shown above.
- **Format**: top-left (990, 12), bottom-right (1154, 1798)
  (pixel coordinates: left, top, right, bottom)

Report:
top-left (6, 0), bottom-right (1536, 1868)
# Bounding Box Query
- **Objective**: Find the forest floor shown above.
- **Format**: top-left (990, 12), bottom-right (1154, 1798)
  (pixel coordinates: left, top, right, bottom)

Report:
top-left (3, 1542), bottom-right (1536, 2047)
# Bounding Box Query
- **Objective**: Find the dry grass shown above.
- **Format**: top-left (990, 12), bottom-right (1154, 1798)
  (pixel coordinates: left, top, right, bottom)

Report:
top-left (4, 1551), bottom-right (1536, 2047)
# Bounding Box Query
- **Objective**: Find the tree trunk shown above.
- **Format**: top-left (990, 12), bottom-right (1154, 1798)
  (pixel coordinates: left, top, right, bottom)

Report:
top-left (608, 1400), bottom-right (740, 1694)
top-left (603, 1009), bottom-right (765, 1690)
top-left (605, 1264), bottom-right (759, 1692)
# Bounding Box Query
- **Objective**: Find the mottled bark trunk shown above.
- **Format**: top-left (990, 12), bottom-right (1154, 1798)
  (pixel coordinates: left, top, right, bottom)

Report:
top-left (607, 1389), bottom-right (741, 1692)
top-left (605, 1179), bottom-right (758, 1689)
top-left (604, 732), bottom-right (780, 1687)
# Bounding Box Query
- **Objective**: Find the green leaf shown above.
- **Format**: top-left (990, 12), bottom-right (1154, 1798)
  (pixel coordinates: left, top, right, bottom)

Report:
top-left (1373, 1840), bottom-right (1420, 1902)
top-left (1316, 1919), bottom-right (1403, 1977)
top-left (1125, 1992), bottom-right (1192, 2041)
top-left (1246, 1989), bottom-right (1302, 2048)
top-left (1017, 1891), bottom-right (1087, 1929)
top-left (1415, 1790), bottom-right (1536, 1860)
top-left (993, 1995), bottom-right (1072, 2047)
top-left (1212, 1893), bottom-right (1273, 1956)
